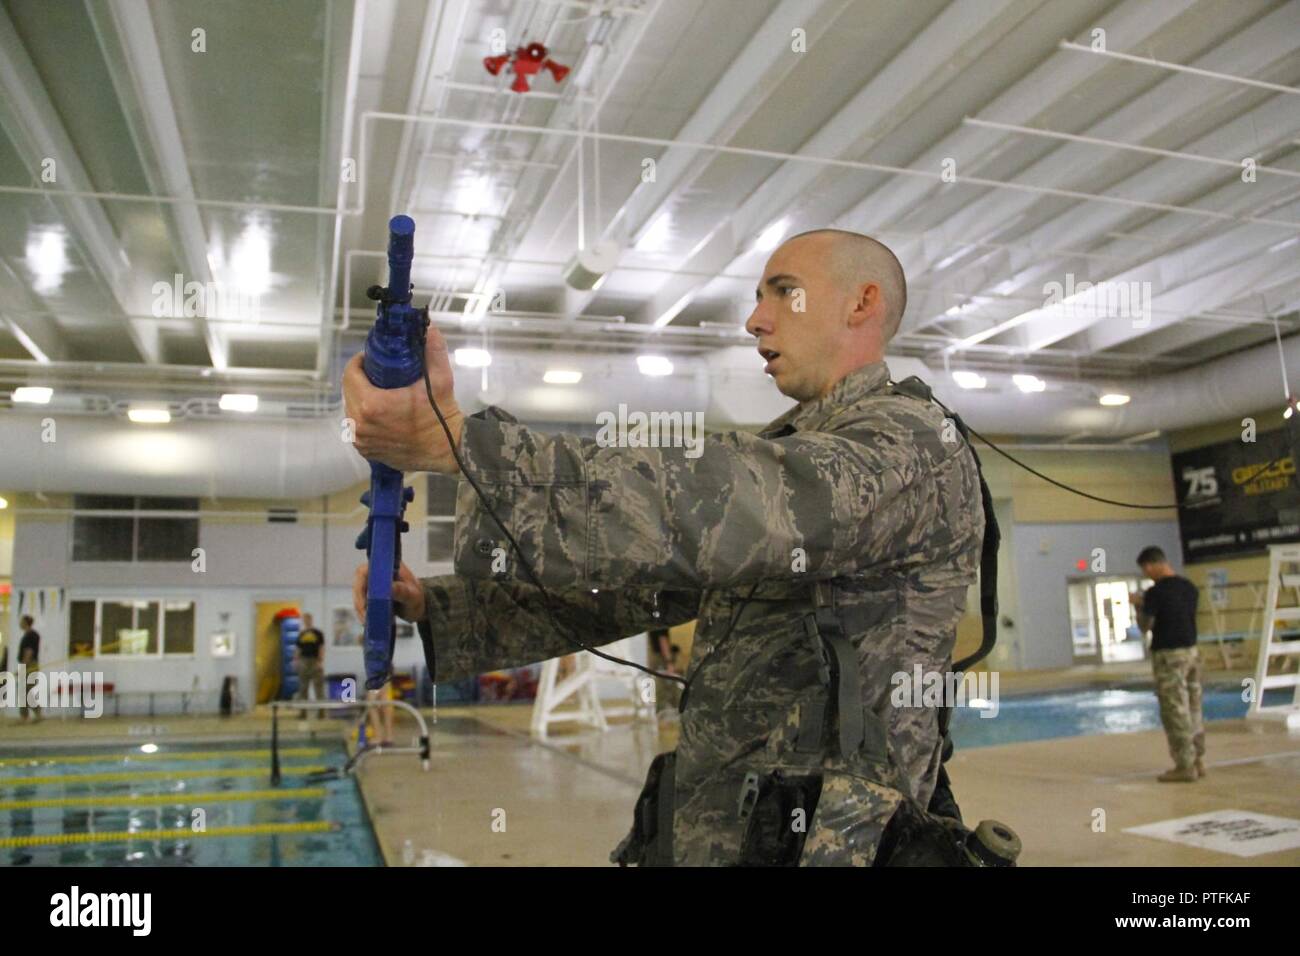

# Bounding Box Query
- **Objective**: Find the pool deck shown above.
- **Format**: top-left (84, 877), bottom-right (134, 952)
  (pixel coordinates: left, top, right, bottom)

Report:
top-left (4, 664), bottom-right (1297, 866)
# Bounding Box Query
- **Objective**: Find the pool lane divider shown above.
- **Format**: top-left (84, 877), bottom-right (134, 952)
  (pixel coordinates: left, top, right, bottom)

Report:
top-left (0, 747), bottom-right (325, 768)
top-left (0, 820), bottom-right (338, 849)
top-left (0, 765), bottom-right (330, 789)
top-left (0, 786), bottom-right (328, 811)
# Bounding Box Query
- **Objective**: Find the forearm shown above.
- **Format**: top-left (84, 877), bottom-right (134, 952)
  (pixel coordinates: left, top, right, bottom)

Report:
top-left (419, 573), bottom-right (698, 682)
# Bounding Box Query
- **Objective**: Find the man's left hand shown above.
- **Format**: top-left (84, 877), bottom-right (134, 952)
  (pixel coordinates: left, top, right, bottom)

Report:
top-left (342, 321), bottom-right (465, 474)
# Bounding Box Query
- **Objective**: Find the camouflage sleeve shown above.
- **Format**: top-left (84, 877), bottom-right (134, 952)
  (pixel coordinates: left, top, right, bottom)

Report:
top-left (450, 404), bottom-right (959, 590)
top-left (419, 574), bottom-right (699, 682)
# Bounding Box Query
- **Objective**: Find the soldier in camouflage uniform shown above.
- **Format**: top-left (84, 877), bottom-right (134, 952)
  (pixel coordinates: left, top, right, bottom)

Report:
top-left (1134, 546), bottom-right (1205, 783)
top-left (344, 229), bottom-right (987, 864)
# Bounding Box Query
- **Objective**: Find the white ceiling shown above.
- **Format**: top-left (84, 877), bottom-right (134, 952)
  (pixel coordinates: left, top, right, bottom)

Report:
top-left (1, 0), bottom-right (1298, 491)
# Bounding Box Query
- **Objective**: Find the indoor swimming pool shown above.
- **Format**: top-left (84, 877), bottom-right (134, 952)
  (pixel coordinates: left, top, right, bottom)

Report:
top-left (950, 683), bottom-right (1251, 749)
top-left (0, 739), bottom-right (382, 866)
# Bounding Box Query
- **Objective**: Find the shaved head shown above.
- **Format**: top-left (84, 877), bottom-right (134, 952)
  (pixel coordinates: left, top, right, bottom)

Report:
top-left (787, 229), bottom-right (907, 340)
top-left (747, 227), bottom-right (908, 401)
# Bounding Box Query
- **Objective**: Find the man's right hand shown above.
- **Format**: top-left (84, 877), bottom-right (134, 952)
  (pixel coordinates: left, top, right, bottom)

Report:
top-left (353, 561), bottom-right (426, 624)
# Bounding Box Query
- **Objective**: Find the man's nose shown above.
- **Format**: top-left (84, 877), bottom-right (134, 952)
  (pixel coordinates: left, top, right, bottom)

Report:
top-left (744, 304), bottom-right (768, 338)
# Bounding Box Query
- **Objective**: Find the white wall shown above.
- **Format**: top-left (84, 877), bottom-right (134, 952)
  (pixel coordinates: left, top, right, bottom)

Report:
top-left (8, 503), bottom-right (446, 713)
top-left (1009, 519), bottom-right (1183, 670)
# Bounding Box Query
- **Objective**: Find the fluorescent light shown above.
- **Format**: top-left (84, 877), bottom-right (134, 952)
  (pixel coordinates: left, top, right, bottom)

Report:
top-left (0, 497), bottom-right (8, 509)
top-left (952, 371), bottom-right (987, 390)
top-left (754, 219), bottom-right (788, 253)
top-left (1099, 393), bottom-right (1130, 407)
top-left (128, 406), bottom-right (171, 424)
top-left (454, 348), bottom-right (492, 368)
top-left (12, 386), bottom-right (53, 404)
top-left (230, 222), bottom-right (272, 296)
top-left (219, 393), bottom-right (259, 413)
top-left (636, 355), bottom-right (673, 377)
top-left (543, 369), bottom-right (582, 385)
top-left (26, 228), bottom-right (68, 294)
top-left (140, 743), bottom-right (159, 754)
top-left (1012, 374), bottom-right (1045, 393)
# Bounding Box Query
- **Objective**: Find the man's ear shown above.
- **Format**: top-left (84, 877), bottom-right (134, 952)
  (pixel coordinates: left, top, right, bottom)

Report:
top-left (847, 281), bottom-right (881, 328)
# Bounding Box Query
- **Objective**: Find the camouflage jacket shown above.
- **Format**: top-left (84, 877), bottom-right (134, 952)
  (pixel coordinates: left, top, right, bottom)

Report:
top-left (419, 361), bottom-right (984, 864)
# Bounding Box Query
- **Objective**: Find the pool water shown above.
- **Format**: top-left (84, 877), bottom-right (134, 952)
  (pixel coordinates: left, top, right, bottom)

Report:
top-left (950, 684), bottom-right (1251, 750)
top-left (0, 739), bottom-right (382, 866)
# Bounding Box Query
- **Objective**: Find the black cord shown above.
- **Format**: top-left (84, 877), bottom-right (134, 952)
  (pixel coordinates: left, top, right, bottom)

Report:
top-left (960, 419), bottom-right (1289, 510)
top-left (416, 320), bottom-right (687, 686)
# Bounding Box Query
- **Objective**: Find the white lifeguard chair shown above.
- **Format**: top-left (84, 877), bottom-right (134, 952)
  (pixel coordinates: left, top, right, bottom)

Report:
top-left (1248, 544), bottom-right (1300, 728)
top-left (529, 636), bottom-right (656, 738)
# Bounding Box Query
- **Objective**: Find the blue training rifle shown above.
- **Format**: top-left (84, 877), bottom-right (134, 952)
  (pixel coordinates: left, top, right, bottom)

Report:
top-left (356, 214), bottom-right (425, 690)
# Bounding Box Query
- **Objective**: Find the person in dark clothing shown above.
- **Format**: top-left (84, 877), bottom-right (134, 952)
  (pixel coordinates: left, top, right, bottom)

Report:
top-left (1131, 547), bottom-right (1203, 782)
top-left (17, 615), bottom-right (40, 722)
top-left (294, 613), bottom-right (326, 719)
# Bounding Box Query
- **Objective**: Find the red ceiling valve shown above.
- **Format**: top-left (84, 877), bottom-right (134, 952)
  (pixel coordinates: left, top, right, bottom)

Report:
top-left (483, 41), bottom-right (570, 93)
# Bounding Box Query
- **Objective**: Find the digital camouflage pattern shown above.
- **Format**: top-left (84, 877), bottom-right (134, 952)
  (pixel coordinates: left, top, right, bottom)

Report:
top-left (1152, 646), bottom-right (1205, 770)
top-left (420, 360), bottom-right (984, 865)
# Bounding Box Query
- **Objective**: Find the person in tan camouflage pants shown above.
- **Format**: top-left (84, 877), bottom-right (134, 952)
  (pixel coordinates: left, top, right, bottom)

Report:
top-left (1134, 547), bottom-right (1205, 782)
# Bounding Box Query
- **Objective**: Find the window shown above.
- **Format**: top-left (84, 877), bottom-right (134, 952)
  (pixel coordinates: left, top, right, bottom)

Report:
top-left (426, 474), bottom-right (457, 562)
top-left (69, 598), bottom-right (197, 659)
top-left (73, 496), bottom-right (199, 562)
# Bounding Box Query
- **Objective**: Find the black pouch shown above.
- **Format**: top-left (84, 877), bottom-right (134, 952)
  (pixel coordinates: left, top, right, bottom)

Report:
top-left (874, 798), bottom-right (973, 867)
top-left (611, 751), bottom-right (676, 867)
top-left (737, 770), bottom-right (824, 867)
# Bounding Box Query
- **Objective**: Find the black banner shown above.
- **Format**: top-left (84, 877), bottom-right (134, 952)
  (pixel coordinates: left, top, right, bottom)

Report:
top-left (1172, 426), bottom-right (1300, 564)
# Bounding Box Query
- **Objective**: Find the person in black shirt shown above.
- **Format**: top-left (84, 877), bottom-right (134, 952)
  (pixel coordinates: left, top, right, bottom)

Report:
top-left (17, 615), bottom-right (41, 722)
top-left (1131, 547), bottom-right (1204, 782)
top-left (294, 613), bottom-right (326, 719)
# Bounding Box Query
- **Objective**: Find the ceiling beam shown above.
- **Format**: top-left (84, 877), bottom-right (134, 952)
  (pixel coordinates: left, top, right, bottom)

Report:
top-left (0, 2), bottom-right (160, 364)
top-left (632, 0), bottom-right (1038, 328)
top-left (89, 0), bottom-right (227, 369)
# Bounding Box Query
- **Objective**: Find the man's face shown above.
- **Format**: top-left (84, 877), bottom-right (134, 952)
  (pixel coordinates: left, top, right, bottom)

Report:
top-left (1138, 562), bottom-right (1157, 582)
top-left (744, 235), bottom-right (853, 403)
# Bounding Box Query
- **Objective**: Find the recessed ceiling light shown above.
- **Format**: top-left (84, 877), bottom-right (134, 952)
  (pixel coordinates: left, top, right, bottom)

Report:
top-left (1099, 393), bottom-right (1130, 406)
top-left (454, 348), bottom-right (492, 368)
top-left (636, 355), bottom-right (673, 377)
top-left (1012, 374), bottom-right (1045, 393)
top-left (219, 393), bottom-right (259, 413)
top-left (543, 370), bottom-right (582, 385)
top-left (952, 371), bottom-right (987, 389)
top-left (12, 386), bottom-right (53, 404)
top-left (128, 406), bottom-right (171, 424)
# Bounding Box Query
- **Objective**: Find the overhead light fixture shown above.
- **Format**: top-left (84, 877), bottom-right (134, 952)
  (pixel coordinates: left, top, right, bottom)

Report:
top-left (543, 369), bottom-right (582, 385)
top-left (754, 219), bottom-right (788, 253)
top-left (229, 220), bottom-right (272, 296)
top-left (454, 348), bottom-right (492, 368)
top-left (26, 228), bottom-right (68, 294)
top-left (1285, 405), bottom-right (1294, 420)
top-left (1099, 393), bottom-right (1130, 407)
top-left (219, 393), bottom-right (259, 413)
top-left (952, 371), bottom-right (987, 390)
top-left (636, 355), bottom-right (673, 377)
top-left (0, 497), bottom-right (8, 510)
top-left (12, 386), bottom-right (53, 404)
top-left (1012, 374), bottom-right (1045, 394)
top-left (562, 239), bottom-right (621, 291)
top-left (128, 406), bottom-right (171, 425)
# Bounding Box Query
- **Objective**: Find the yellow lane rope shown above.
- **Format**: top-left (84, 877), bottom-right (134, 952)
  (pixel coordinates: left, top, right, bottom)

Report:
top-left (0, 820), bottom-right (337, 849)
top-left (0, 765), bottom-right (329, 789)
top-left (0, 747), bottom-right (323, 768)
top-left (0, 786), bottom-right (327, 811)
